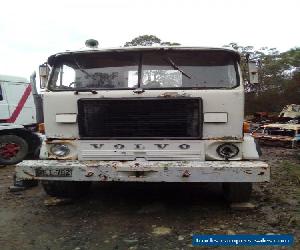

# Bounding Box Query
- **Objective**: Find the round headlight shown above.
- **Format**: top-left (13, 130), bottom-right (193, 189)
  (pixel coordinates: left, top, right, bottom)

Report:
top-left (50, 144), bottom-right (70, 157)
top-left (216, 143), bottom-right (239, 159)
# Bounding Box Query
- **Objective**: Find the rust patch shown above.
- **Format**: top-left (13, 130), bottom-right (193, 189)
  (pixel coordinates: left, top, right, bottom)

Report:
top-left (182, 170), bottom-right (191, 177)
top-left (158, 92), bottom-right (192, 98)
top-left (159, 92), bottom-right (179, 98)
top-left (48, 155), bottom-right (77, 160)
top-left (252, 123), bottom-right (299, 148)
top-left (253, 134), bottom-right (294, 142)
top-left (99, 174), bottom-right (108, 181)
top-left (85, 171), bottom-right (94, 177)
top-left (208, 136), bottom-right (242, 141)
top-left (46, 139), bottom-right (77, 143)
top-left (22, 170), bottom-right (35, 178)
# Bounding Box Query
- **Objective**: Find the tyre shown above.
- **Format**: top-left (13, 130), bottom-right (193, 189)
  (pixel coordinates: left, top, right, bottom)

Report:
top-left (0, 135), bottom-right (29, 165)
top-left (223, 182), bottom-right (252, 202)
top-left (41, 180), bottom-right (91, 198)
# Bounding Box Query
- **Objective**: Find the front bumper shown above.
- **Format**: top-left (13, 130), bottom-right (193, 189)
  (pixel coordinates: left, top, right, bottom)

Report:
top-left (16, 160), bottom-right (270, 183)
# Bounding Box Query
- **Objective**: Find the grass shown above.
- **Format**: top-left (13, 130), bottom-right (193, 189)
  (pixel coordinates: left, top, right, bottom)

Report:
top-left (281, 161), bottom-right (300, 185)
top-left (281, 161), bottom-right (300, 222)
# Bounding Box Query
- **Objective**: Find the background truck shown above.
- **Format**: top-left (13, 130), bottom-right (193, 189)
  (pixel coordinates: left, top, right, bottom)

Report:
top-left (16, 45), bottom-right (269, 202)
top-left (0, 74), bottom-right (42, 165)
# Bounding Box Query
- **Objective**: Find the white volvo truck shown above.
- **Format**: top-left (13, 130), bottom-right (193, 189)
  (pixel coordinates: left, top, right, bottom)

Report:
top-left (0, 74), bottom-right (42, 165)
top-left (16, 46), bottom-right (269, 201)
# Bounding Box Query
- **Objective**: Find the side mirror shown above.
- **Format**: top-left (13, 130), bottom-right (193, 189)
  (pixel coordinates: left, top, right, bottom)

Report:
top-left (248, 61), bottom-right (259, 84)
top-left (39, 63), bottom-right (50, 89)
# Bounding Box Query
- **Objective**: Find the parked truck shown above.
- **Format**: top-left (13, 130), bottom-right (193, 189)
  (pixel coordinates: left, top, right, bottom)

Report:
top-left (0, 74), bottom-right (42, 165)
top-left (16, 45), bottom-right (269, 202)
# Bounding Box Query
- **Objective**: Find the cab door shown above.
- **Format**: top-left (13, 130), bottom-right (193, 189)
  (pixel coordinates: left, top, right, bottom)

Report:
top-left (0, 82), bottom-right (10, 120)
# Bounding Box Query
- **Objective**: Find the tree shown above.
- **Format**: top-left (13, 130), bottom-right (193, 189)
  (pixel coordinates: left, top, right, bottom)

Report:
top-left (124, 35), bottom-right (181, 87)
top-left (224, 43), bottom-right (300, 90)
top-left (224, 43), bottom-right (300, 114)
top-left (224, 43), bottom-right (282, 93)
top-left (124, 35), bottom-right (180, 47)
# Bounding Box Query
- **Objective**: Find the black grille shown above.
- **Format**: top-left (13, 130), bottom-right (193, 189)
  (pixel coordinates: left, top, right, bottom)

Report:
top-left (78, 98), bottom-right (202, 139)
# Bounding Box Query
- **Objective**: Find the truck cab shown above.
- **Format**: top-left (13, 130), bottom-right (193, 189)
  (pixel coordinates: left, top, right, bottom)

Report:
top-left (0, 75), bottom-right (41, 165)
top-left (16, 46), bottom-right (269, 201)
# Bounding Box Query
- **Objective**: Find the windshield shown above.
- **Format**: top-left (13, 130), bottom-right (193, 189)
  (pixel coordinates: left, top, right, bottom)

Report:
top-left (49, 52), bottom-right (140, 90)
top-left (48, 50), bottom-right (239, 90)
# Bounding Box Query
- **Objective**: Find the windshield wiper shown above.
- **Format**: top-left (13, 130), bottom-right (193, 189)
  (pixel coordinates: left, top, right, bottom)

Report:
top-left (71, 54), bottom-right (97, 81)
top-left (164, 56), bottom-right (192, 79)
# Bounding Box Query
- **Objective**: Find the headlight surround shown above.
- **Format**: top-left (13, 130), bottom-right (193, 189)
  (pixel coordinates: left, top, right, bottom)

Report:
top-left (50, 144), bottom-right (70, 157)
top-left (216, 143), bottom-right (239, 159)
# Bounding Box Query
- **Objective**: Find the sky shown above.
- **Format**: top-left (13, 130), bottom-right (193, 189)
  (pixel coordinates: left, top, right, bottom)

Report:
top-left (0, 0), bottom-right (299, 78)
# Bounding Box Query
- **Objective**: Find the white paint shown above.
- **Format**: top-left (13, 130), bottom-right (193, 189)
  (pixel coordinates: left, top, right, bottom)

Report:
top-left (0, 123), bottom-right (24, 130)
top-left (242, 134), bottom-right (260, 160)
top-left (56, 113), bottom-right (77, 123)
top-left (44, 87), bottom-right (244, 139)
top-left (204, 112), bottom-right (228, 123)
top-left (0, 76), bottom-right (36, 125)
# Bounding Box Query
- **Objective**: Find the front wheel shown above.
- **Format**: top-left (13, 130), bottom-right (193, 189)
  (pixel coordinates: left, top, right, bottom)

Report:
top-left (223, 183), bottom-right (252, 202)
top-left (0, 135), bottom-right (28, 165)
top-left (41, 181), bottom-right (91, 198)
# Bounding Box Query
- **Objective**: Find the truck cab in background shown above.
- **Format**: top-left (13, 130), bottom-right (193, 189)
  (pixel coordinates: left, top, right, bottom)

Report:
top-left (16, 45), bottom-right (269, 202)
top-left (0, 74), bottom-right (42, 165)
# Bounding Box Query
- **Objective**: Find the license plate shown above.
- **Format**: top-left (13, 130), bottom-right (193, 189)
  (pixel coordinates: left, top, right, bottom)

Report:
top-left (35, 168), bottom-right (73, 177)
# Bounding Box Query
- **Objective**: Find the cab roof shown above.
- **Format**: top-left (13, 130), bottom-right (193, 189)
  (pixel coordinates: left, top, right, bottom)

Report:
top-left (47, 46), bottom-right (240, 66)
top-left (0, 74), bottom-right (28, 83)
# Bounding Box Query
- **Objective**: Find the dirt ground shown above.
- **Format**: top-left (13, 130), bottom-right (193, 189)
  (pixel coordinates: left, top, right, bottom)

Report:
top-left (0, 146), bottom-right (299, 250)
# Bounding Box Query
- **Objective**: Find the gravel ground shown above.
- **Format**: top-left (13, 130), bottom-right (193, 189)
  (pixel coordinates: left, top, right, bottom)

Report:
top-left (0, 146), bottom-right (299, 250)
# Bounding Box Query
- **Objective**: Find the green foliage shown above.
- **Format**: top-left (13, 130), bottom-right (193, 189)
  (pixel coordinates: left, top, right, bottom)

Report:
top-left (124, 35), bottom-right (180, 47)
top-left (160, 42), bottom-right (181, 46)
top-left (281, 161), bottom-right (300, 184)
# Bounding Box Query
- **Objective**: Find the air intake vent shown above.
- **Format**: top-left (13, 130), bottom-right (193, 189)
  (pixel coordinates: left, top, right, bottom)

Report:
top-left (78, 98), bottom-right (202, 139)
